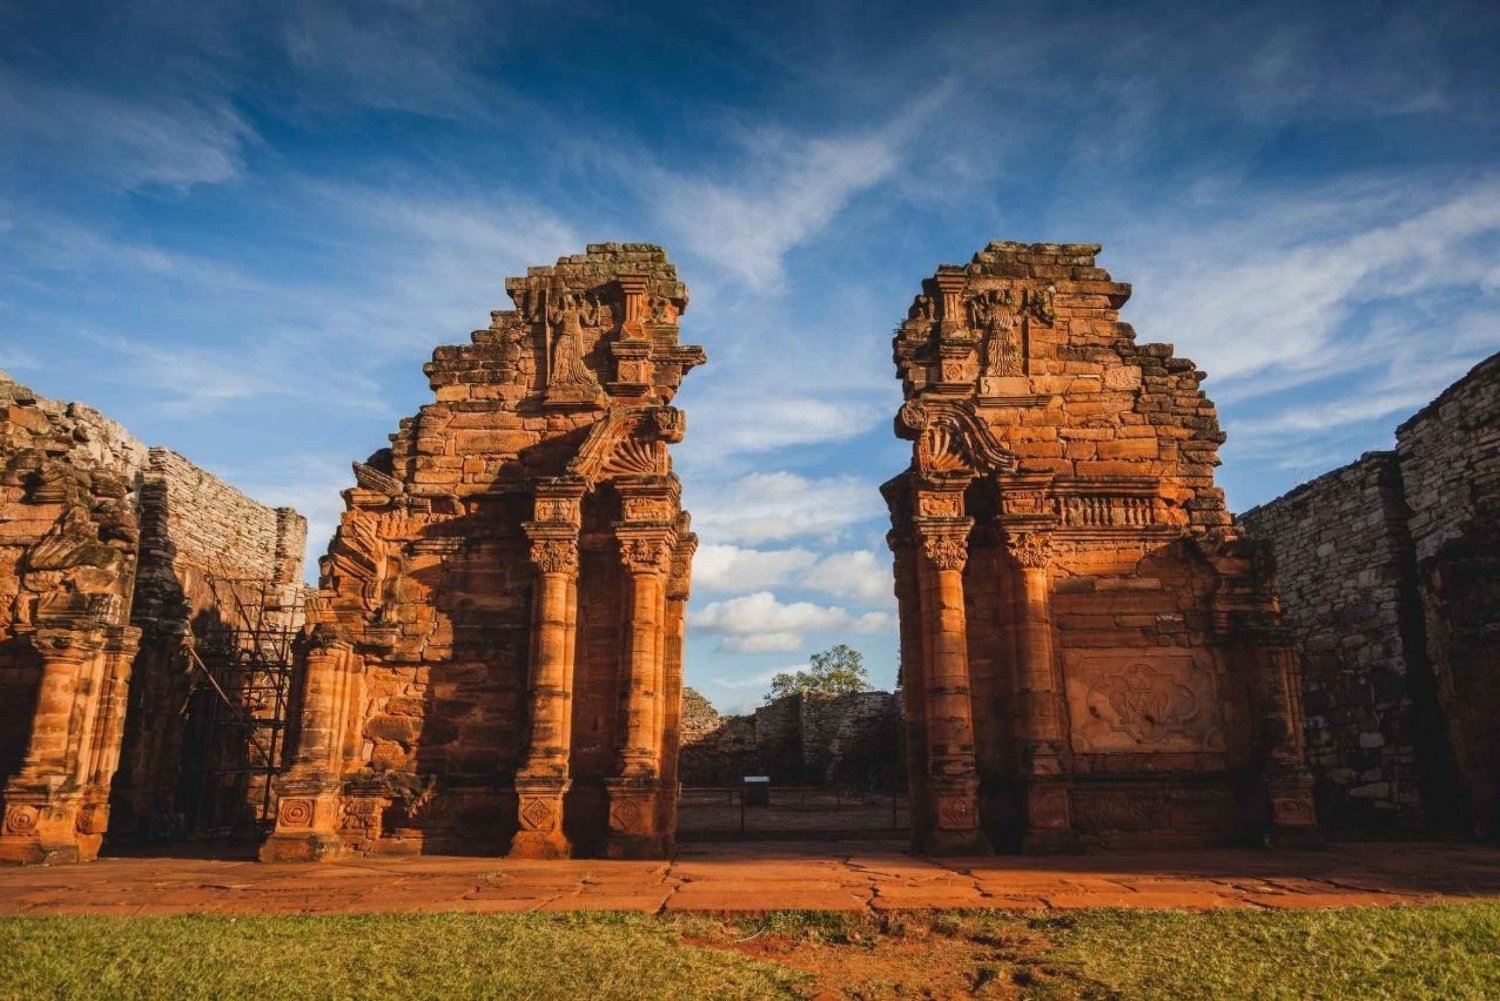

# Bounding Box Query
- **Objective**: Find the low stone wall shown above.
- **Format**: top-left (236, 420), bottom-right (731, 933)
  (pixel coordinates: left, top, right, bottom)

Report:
top-left (680, 689), bottom-right (904, 789)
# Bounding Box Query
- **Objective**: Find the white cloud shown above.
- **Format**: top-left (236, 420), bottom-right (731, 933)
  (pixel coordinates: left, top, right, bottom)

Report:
top-left (1122, 176), bottom-right (1500, 389)
top-left (691, 544), bottom-right (817, 592)
top-left (803, 550), bottom-right (894, 607)
top-left (688, 590), bottom-right (892, 654)
top-left (689, 472), bottom-right (886, 545)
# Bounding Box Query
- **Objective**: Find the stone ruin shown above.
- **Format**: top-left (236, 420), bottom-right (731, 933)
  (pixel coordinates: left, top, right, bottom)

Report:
top-left (5, 237), bottom-right (1377, 867)
top-left (1242, 351), bottom-right (1500, 839)
top-left (0, 373), bottom-right (305, 864)
top-left (259, 244), bottom-right (705, 862)
top-left (885, 242), bottom-right (1317, 853)
top-left (678, 688), bottom-right (904, 789)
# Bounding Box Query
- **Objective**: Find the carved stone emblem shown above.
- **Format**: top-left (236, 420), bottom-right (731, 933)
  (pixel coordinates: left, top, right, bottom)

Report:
top-left (278, 798), bottom-right (315, 829)
top-left (610, 798), bottom-right (643, 833)
top-left (519, 797), bottom-right (555, 832)
top-left (1088, 664), bottom-right (1199, 745)
top-left (3, 804), bottom-right (40, 836)
top-left (619, 537), bottom-right (671, 574)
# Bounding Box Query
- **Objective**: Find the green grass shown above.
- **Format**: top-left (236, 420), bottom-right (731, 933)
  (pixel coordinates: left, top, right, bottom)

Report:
top-left (0, 913), bottom-right (804, 1001)
top-left (1030, 903), bottom-right (1500, 1001)
top-left (1, 904), bottom-right (1497, 1000)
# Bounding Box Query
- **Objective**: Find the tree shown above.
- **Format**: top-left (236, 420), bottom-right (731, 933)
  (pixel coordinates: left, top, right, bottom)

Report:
top-left (766, 644), bottom-right (871, 701)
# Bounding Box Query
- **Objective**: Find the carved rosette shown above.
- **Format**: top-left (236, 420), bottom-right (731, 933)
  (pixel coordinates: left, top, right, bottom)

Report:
top-left (3, 804), bottom-right (40, 836)
top-left (920, 533), bottom-right (969, 572)
top-left (277, 798), bottom-right (316, 829)
top-left (529, 540), bottom-right (580, 577)
top-left (518, 796), bottom-right (558, 833)
top-left (1004, 531), bottom-right (1052, 570)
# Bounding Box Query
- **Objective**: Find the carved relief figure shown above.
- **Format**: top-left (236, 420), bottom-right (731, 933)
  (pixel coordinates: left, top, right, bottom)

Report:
top-left (908, 293), bottom-right (936, 321)
top-left (968, 289), bottom-right (1022, 377)
top-left (546, 290), bottom-right (600, 388)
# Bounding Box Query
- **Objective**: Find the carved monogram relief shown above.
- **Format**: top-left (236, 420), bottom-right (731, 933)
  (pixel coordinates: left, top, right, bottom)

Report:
top-left (1066, 651), bottom-right (1226, 754)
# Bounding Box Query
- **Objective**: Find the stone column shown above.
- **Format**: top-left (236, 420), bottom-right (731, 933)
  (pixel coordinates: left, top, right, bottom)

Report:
top-left (1249, 632), bottom-right (1318, 842)
top-left (509, 525), bottom-right (581, 860)
top-left (1001, 528), bottom-right (1074, 852)
top-left (74, 627), bottom-right (141, 859)
top-left (657, 528), bottom-right (696, 844)
top-left (888, 530), bottom-right (930, 847)
top-left (259, 635), bottom-right (360, 862)
top-left (606, 521), bottom-right (674, 858)
top-left (1, 626), bottom-right (116, 865)
top-left (913, 512), bottom-right (990, 855)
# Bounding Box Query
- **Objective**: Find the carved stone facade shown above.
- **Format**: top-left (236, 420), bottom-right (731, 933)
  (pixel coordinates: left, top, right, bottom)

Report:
top-left (260, 244), bottom-right (704, 863)
top-left (884, 242), bottom-right (1317, 853)
top-left (0, 373), bottom-right (304, 864)
top-left (1242, 351), bottom-right (1500, 839)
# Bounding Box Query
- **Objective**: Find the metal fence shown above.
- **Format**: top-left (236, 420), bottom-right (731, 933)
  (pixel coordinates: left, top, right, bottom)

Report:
top-left (677, 785), bottom-right (910, 840)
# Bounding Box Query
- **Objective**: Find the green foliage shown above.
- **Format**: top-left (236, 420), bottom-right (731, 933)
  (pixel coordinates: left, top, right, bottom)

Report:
top-left (766, 644), bottom-right (871, 701)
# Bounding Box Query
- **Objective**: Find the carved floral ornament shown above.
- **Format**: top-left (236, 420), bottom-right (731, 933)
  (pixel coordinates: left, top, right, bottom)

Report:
top-left (898, 400), bottom-right (1015, 478)
top-left (1004, 531), bottom-right (1052, 569)
top-left (529, 539), bottom-right (580, 576)
top-left (920, 532), bottom-right (969, 571)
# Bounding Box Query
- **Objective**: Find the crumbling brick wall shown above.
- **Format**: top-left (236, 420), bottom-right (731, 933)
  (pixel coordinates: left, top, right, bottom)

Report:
top-left (0, 370), bottom-right (305, 862)
top-left (112, 447), bottom-right (307, 841)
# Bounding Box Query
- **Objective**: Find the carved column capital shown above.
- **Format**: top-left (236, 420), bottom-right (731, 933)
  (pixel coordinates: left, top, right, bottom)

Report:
top-left (919, 531), bottom-right (970, 572)
top-left (1003, 530), bottom-right (1052, 569)
top-left (528, 539), bottom-right (579, 577)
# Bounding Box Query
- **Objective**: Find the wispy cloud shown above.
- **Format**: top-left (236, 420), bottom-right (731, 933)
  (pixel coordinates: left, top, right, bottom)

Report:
top-left (688, 590), bottom-right (892, 654)
top-left (0, 66), bottom-right (253, 192)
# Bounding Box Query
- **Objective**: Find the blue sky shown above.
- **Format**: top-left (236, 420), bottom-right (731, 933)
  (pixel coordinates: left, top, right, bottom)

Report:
top-left (3, 1), bottom-right (1498, 713)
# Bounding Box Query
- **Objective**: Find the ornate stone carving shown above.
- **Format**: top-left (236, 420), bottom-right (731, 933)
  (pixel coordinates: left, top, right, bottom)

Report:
top-left (920, 533), bottom-right (969, 571)
top-left (546, 290), bottom-right (603, 388)
top-left (277, 798), bottom-right (316, 829)
top-left (622, 495), bottom-right (675, 523)
top-left (1004, 531), bottom-right (1052, 569)
top-left (3, 804), bottom-right (40, 835)
top-left (518, 796), bottom-right (556, 832)
top-left (897, 399), bottom-right (1015, 477)
top-left (916, 492), bottom-right (963, 518)
top-left (619, 536), bottom-right (672, 574)
top-left (908, 293), bottom-right (936, 321)
top-left (529, 540), bottom-right (579, 576)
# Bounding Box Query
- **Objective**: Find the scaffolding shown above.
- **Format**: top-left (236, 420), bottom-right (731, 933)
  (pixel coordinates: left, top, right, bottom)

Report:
top-left (176, 576), bottom-right (304, 839)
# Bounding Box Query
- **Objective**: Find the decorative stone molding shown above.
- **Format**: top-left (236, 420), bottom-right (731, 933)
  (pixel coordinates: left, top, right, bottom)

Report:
top-left (618, 536), bottom-right (672, 574)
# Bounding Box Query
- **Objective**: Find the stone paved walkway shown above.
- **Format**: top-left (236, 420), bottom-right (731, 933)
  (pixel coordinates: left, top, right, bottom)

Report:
top-left (2, 841), bottom-right (1498, 916)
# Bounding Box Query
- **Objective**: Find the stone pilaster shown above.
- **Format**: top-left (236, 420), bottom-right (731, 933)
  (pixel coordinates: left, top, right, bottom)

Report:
top-left (508, 501), bottom-right (583, 860)
top-left (888, 529), bottom-right (931, 848)
top-left (1, 625), bottom-right (135, 865)
top-left (1000, 527), bottom-right (1074, 852)
top-left (913, 507), bottom-right (990, 855)
top-left (657, 525), bottom-right (695, 846)
top-left (606, 507), bottom-right (675, 859)
top-left (259, 636), bottom-right (360, 863)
